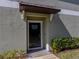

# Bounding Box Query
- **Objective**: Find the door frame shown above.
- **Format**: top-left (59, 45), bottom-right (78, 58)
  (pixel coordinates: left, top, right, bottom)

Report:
top-left (28, 20), bottom-right (43, 50)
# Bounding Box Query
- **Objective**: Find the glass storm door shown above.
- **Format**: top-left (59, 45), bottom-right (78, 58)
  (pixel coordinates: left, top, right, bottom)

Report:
top-left (28, 21), bottom-right (42, 50)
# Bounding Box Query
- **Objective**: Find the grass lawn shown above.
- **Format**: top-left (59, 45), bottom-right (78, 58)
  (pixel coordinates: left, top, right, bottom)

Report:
top-left (57, 49), bottom-right (79, 59)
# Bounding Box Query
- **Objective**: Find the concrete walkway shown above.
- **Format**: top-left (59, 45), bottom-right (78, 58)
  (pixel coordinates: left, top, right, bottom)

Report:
top-left (27, 50), bottom-right (60, 59)
top-left (30, 54), bottom-right (60, 59)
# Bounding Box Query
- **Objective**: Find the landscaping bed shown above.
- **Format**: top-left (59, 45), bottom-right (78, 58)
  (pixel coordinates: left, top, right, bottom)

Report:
top-left (51, 37), bottom-right (79, 53)
top-left (0, 49), bottom-right (26, 59)
top-left (57, 48), bottom-right (79, 59)
top-left (50, 37), bottom-right (79, 59)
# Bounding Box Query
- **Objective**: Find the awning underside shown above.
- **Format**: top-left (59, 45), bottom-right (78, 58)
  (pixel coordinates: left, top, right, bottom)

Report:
top-left (20, 3), bottom-right (60, 14)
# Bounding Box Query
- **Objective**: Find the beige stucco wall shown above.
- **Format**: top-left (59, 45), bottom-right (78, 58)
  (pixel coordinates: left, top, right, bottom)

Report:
top-left (0, 6), bottom-right (26, 52)
top-left (49, 14), bottom-right (79, 41)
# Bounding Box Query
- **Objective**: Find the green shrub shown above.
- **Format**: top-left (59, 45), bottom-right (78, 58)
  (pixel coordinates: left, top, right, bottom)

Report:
top-left (51, 37), bottom-right (62, 53)
top-left (51, 37), bottom-right (77, 53)
top-left (73, 37), bottom-right (79, 46)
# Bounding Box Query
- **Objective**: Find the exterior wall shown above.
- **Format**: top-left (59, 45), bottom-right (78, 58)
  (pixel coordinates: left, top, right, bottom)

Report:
top-left (59, 0), bottom-right (79, 5)
top-left (0, 6), bottom-right (26, 52)
top-left (57, 1), bottom-right (79, 11)
top-left (49, 14), bottom-right (79, 41)
top-left (59, 14), bottom-right (79, 37)
top-left (0, 0), bottom-right (19, 8)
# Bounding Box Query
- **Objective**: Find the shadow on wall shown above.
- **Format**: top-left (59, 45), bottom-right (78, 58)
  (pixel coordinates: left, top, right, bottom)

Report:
top-left (49, 14), bottom-right (71, 39)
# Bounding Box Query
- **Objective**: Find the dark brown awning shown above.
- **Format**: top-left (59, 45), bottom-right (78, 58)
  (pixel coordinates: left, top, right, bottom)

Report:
top-left (20, 3), bottom-right (60, 14)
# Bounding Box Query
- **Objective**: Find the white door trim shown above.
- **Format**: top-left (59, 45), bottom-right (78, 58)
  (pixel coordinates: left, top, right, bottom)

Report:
top-left (28, 20), bottom-right (43, 50)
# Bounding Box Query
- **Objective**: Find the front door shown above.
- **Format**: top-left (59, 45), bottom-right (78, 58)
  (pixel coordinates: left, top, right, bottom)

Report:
top-left (28, 21), bottom-right (43, 50)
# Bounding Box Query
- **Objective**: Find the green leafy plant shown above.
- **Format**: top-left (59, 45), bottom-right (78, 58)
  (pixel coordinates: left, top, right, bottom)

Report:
top-left (73, 37), bottom-right (79, 46)
top-left (51, 37), bottom-right (62, 53)
top-left (51, 37), bottom-right (77, 53)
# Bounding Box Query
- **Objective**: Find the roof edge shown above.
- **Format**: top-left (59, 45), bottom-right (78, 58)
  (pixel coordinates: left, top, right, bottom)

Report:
top-left (20, 1), bottom-right (61, 14)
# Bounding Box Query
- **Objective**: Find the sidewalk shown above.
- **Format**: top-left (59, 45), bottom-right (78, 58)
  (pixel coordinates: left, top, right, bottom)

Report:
top-left (27, 50), bottom-right (60, 59)
top-left (31, 54), bottom-right (59, 59)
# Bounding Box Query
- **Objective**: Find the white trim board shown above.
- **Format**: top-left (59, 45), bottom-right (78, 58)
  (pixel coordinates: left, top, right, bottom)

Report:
top-left (59, 9), bottom-right (79, 16)
top-left (0, 0), bottom-right (19, 8)
top-left (28, 20), bottom-right (43, 50)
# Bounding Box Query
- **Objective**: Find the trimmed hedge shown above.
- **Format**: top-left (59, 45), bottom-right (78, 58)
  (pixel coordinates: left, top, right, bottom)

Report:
top-left (51, 37), bottom-right (79, 53)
